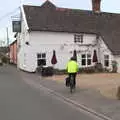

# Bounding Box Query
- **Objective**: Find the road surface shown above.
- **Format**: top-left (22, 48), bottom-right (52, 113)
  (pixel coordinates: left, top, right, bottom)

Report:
top-left (0, 65), bottom-right (103, 120)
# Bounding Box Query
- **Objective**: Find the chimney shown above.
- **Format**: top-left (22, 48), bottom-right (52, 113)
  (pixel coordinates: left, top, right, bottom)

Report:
top-left (92, 0), bottom-right (101, 13)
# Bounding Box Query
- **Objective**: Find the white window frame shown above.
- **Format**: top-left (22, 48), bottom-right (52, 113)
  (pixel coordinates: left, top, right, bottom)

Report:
top-left (81, 53), bottom-right (92, 67)
top-left (37, 53), bottom-right (46, 66)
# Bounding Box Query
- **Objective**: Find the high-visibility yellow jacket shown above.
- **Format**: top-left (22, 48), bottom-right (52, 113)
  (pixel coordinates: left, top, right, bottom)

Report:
top-left (66, 60), bottom-right (79, 73)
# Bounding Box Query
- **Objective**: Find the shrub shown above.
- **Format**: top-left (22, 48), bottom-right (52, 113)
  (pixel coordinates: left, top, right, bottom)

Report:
top-left (79, 64), bottom-right (110, 74)
top-left (36, 66), bottom-right (54, 77)
top-left (117, 86), bottom-right (120, 100)
top-left (112, 60), bottom-right (118, 73)
top-left (1, 56), bottom-right (9, 63)
top-left (36, 66), bottom-right (42, 73)
top-left (0, 58), bottom-right (3, 66)
top-left (95, 63), bottom-right (103, 72)
top-left (54, 69), bottom-right (67, 75)
top-left (79, 67), bottom-right (95, 74)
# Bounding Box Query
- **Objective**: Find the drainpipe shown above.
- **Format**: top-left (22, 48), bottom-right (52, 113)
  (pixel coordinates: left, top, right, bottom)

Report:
top-left (96, 35), bottom-right (101, 63)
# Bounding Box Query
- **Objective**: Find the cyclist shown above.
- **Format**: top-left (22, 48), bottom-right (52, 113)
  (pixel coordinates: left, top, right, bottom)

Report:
top-left (66, 57), bottom-right (79, 88)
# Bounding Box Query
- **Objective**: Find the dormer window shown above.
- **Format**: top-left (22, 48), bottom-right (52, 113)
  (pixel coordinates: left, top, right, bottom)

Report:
top-left (74, 34), bottom-right (83, 43)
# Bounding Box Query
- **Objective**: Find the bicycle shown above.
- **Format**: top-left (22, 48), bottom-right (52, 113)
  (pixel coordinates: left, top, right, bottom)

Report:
top-left (69, 74), bottom-right (75, 93)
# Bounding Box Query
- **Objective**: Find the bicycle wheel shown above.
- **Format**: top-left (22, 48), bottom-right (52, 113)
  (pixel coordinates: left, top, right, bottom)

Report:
top-left (70, 75), bottom-right (74, 93)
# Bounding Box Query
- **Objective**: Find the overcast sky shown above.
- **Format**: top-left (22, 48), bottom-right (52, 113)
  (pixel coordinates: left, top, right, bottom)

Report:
top-left (0, 0), bottom-right (120, 45)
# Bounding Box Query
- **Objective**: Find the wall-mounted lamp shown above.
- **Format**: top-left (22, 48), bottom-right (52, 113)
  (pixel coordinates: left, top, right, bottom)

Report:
top-left (25, 41), bottom-right (30, 45)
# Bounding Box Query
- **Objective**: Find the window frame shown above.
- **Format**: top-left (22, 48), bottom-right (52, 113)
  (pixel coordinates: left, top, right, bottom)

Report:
top-left (37, 53), bottom-right (46, 66)
top-left (104, 54), bottom-right (109, 67)
top-left (74, 34), bottom-right (83, 43)
top-left (81, 53), bottom-right (92, 67)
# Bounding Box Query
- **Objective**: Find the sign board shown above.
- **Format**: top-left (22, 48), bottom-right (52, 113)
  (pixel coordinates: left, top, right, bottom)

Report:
top-left (12, 21), bottom-right (21, 32)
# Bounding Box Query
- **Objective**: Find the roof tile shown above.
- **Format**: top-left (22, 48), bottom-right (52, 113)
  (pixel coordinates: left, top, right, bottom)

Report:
top-left (23, 1), bottom-right (120, 55)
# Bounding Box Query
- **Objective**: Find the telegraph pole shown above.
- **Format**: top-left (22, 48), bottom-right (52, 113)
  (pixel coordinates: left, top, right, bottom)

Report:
top-left (6, 27), bottom-right (10, 63)
top-left (6, 27), bottom-right (9, 47)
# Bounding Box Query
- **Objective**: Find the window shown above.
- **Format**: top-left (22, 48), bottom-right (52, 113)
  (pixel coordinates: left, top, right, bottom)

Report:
top-left (104, 55), bottom-right (109, 67)
top-left (81, 54), bottom-right (92, 66)
top-left (87, 54), bottom-right (92, 65)
top-left (37, 53), bottom-right (46, 66)
top-left (74, 34), bottom-right (83, 43)
top-left (81, 54), bottom-right (86, 66)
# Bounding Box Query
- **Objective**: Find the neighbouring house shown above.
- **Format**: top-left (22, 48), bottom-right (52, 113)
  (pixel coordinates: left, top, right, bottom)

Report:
top-left (9, 39), bottom-right (17, 64)
top-left (16, 0), bottom-right (120, 72)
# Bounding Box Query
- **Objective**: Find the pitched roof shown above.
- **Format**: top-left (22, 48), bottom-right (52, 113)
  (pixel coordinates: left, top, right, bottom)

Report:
top-left (23, 1), bottom-right (120, 55)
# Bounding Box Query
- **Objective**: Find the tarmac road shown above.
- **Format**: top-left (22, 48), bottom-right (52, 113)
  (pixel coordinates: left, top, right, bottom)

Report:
top-left (0, 65), bottom-right (103, 120)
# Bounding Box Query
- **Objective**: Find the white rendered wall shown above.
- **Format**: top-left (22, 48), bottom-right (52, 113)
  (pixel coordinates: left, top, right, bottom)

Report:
top-left (18, 30), bottom-right (115, 72)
